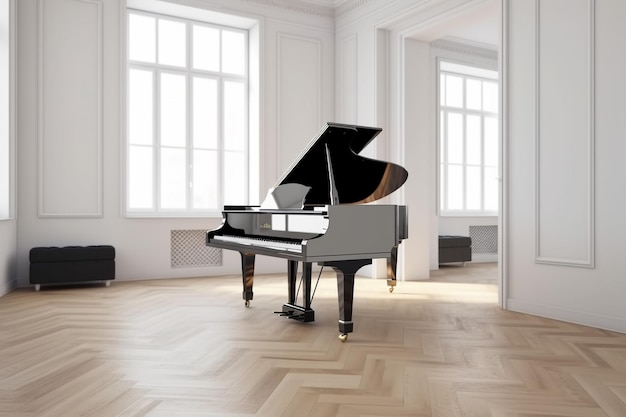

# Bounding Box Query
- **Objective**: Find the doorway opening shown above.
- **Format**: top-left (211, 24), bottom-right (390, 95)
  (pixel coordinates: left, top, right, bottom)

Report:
top-left (379, 0), bottom-right (503, 299)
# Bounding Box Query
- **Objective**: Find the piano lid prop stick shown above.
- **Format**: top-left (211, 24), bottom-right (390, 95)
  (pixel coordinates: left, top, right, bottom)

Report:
top-left (325, 144), bottom-right (340, 205)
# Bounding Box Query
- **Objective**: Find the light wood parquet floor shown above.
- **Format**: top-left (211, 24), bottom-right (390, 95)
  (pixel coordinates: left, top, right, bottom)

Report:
top-left (1, 263), bottom-right (625, 417)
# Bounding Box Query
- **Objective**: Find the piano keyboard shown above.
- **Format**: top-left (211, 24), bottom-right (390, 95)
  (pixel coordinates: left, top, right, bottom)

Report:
top-left (212, 235), bottom-right (303, 253)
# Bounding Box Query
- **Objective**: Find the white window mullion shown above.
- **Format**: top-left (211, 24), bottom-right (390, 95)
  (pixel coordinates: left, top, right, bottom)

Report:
top-left (218, 27), bottom-right (223, 73)
top-left (441, 109), bottom-right (448, 212)
top-left (186, 21), bottom-right (193, 212)
top-left (481, 113), bottom-right (486, 212)
top-left (461, 111), bottom-right (467, 211)
top-left (461, 77), bottom-right (468, 211)
top-left (218, 78), bottom-right (224, 207)
top-left (154, 68), bottom-right (161, 211)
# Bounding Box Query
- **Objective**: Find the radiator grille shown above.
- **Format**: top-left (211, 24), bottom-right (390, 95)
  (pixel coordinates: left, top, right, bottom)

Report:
top-left (171, 230), bottom-right (222, 268)
top-left (469, 225), bottom-right (498, 254)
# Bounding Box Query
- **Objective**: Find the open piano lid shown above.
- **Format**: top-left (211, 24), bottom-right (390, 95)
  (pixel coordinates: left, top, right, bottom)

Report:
top-left (272, 122), bottom-right (408, 207)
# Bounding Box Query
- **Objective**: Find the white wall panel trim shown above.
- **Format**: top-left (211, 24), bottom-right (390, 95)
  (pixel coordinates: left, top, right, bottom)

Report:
top-left (276, 33), bottom-right (322, 173)
top-left (340, 34), bottom-right (357, 123)
top-left (534, 0), bottom-right (595, 267)
top-left (37, 0), bottom-right (103, 218)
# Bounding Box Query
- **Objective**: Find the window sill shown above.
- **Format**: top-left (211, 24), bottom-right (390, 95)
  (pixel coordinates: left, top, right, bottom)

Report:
top-left (124, 211), bottom-right (224, 219)
top-left (440, 212), bottom-right (499, 218)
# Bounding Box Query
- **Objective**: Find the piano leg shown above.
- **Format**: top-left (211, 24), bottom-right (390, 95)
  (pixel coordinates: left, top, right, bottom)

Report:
top-left (324, 259), bottom-right (372, 342)
top-left (287, 260), bottom-right (298, 305)
top-left (301, 262), bottom-right (313, 311)
top-left (387, 245), bottom-right (399, 293)
top-left (240, 253), bottom-right (255, 307)
top-left (281, 261), bottom-right (315, 322)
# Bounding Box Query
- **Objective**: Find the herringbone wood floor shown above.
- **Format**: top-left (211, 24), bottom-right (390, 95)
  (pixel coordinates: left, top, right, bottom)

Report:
top-left (1, 263), bottom-right (625, 417)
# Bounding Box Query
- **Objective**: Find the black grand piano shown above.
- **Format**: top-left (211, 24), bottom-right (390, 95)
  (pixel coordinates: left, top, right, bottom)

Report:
top-left (207, 122), bottom-right (408, 341)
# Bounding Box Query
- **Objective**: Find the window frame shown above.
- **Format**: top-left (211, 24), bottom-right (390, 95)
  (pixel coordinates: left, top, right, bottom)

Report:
top-left (0, 0), bottom-right (15, 221)
top-left (124, 6), bottom-right (255, 218)
top-left (437, 58), bottom-right (499, 217)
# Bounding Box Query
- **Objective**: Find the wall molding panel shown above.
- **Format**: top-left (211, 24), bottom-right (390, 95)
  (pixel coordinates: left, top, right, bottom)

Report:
top-left (340, 34), bottom-right (358, 123)
top-left (37, 0), bottom-right (103, 218)
top-left (276, 33), bottom-right (322, 174)
top-left (535, 0), bottom-right (595, 267)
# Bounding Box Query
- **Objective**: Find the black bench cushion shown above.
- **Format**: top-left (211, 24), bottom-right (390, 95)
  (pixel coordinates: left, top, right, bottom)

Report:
top-left (30, 260), bottom-right (115, 283)
top-left (30, 246), bottom-right (116, 285)
top-left (30, 245), bottom-right (115, 263)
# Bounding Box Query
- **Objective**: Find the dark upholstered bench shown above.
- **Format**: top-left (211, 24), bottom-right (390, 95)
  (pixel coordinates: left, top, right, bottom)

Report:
top-left (438, 236), bottom-right (472, 265)
top-left (29, 245), bottom-right (116, 291)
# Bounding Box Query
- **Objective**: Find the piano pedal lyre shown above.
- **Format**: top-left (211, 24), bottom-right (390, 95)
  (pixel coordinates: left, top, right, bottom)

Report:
top-left (276, 304), bottom-right (314, 322)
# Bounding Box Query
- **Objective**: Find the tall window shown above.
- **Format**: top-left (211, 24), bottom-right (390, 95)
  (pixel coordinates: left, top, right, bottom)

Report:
top-left (127, 10), bottom-right (249, 216)
top-left (439, 60), bottom-right (499, 215)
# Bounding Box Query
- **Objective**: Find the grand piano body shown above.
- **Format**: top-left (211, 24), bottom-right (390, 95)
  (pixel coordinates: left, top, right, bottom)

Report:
top-left (207, 122), bottom-right (408, 341)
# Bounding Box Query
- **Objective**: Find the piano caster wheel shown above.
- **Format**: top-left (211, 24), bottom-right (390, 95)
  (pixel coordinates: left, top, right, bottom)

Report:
top-left (338, 333), bottom-right (348, 342)
top-left (388, 286), bottom-right (394, 293)
top-left (245, 300), bottom-right (251, 308)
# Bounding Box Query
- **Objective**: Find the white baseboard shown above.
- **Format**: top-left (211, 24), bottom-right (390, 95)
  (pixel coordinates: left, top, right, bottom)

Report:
top-left (507, 298), bottom-right (626, 334)
top-left (0, 279), bottom-right (17, 297)
top-left (471, 253), bottom-right (498, 263)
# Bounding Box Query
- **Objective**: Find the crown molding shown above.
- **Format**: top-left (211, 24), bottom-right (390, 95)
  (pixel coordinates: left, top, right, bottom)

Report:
top-left (238, 0), bottom-right (371, 19)
top-left (335, 0), bottom-right (371, 17)
top-left (239, 0), bottom-right (335, 19)
top-left (430, 37), bottom-right (498, 61)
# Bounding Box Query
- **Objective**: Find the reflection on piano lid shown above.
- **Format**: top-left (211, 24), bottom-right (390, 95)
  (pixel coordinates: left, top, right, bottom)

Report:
top-left (274, 122), bottom-right (408, 206)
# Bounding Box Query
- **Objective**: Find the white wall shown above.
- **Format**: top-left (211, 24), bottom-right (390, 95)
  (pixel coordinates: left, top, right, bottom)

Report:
top-left (15, 0), bottom-right (335, 286)
top-left (0, 217), bottom-right (16, 296)
top-left (505, 0), bottom-right (626, 333)
top-left (336, 0), bottom-right (626, 333)
top-left (0, 221), bottom-right (16, 296)
top-left (399, 38), bottom-right (434, 279)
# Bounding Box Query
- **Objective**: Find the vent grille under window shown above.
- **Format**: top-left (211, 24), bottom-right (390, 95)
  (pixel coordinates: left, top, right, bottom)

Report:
top-left (469, 225), bottom-right (498, 254)
top-left (171, 229), bottom-right (222, 268)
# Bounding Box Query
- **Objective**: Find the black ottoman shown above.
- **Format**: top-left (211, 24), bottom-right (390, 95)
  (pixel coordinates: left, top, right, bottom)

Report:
top-left (438, 236), bottom-right (472, 265)
top-left (30, 245), bottom-right (116, 291)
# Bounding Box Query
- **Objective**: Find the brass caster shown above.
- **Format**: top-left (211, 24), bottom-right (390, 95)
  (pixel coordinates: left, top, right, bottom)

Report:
top-left (338, 333), bottom-right (348, 342)
top-left (388, 286), bottom-right (394, 293)
top-left (245, 300), bottom-right (251, 308)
